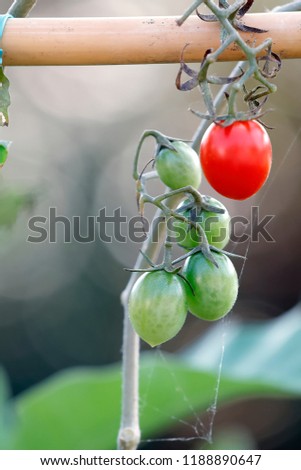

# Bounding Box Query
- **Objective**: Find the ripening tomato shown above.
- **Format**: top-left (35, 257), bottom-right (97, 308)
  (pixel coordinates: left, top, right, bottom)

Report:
top-left (200, 120), bottom-right (272, 200)
top-left (128, 270), bottom-right (187, 347)
top-left (182, 252), bottom-right (238, 321)
top-left (156, 141), bottom-right (202, 190)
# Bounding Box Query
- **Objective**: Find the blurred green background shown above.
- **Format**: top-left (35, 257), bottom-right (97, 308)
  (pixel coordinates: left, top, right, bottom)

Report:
top-left (0, 0), bottom-right (301, 450)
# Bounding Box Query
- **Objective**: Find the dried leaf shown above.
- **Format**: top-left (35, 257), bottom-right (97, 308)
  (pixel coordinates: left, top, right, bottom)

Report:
top-left (196, 10), bottom-right (217, 22)
top-left (228, 4), bottom-right (245, 22)
top-left (201, 48), bottom-right (214, 67)
top-left (235, 22), bottom-right (268, 33)
top-left (237, 0), bottom-right (254, 18)
top-left (258, 51), bottom-right (282, 78)
top-left (208, 69), bottom-right (244, 85)
top-left (175, 46), bottom-right (199, 91)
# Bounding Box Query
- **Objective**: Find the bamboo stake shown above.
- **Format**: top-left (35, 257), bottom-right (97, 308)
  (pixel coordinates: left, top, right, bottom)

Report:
top-left (1, 13), bottom-right (301, 66)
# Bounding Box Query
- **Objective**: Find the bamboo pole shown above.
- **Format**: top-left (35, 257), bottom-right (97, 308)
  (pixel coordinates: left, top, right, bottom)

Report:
top-left (1, 12), bottom-right (301, 66)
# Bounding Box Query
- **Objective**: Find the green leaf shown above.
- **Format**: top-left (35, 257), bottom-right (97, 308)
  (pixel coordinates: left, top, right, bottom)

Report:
top-left (0, 67), bottom-right (10, 126)
top-left (0, 188), bottom-right (35, 229)
top-left (9, 305), bottom-right (301, 449)
top-left (0, 141), bottom-right (10, 167)
top-left (184, 303), bottom-right (301, 394)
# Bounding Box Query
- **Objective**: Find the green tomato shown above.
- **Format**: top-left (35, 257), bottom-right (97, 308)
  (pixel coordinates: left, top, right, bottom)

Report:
top-left (174, 196), bottom-right (231, 250)
top-left (128, 270), bottom-right (187, 347)
top-left (155, 141), bottom-right (201, 190)
top-left (182, 252), bottom-right (238, 321)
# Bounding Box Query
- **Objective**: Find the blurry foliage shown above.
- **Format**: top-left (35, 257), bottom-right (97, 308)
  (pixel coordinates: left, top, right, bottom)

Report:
top-left (0, 304), bottom-right (300, 449)
top-left (203, 427), bottom-right (256, 451)
top-left (0, 0), bottom-right (300, 450)
top-left (0, 186), bottom-right (35, 228)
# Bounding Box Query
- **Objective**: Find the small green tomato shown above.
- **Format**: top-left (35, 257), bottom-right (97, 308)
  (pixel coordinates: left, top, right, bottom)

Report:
top-left (155, 141), bottom-right (201, 190)
top-left (174, 196), bottom-right (231, 250)
top-left (182, 252), bottom-right (238, 321)
top-left (128, 270), bottom-right (188, 347)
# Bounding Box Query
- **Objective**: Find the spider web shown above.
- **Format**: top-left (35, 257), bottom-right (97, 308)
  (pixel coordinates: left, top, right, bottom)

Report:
top-left (137, 123), bottom-right (301, 450)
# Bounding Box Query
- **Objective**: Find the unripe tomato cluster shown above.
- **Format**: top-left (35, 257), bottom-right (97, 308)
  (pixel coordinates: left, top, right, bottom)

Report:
top-left (129, 120), bottom-right (272, 347)
top-left (129, 252), bottom-right (238, 347)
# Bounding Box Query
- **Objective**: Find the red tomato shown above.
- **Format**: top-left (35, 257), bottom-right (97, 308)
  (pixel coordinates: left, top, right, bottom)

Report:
top-left (200, 120), bottom-right (272, 200)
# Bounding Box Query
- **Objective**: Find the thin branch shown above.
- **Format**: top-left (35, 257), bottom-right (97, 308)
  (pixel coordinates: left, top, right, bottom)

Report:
top-left (177, 0), bottom-right (204, 26)
top-left (118, 193), bottom-right (183, 450)
top-left (273, 1), bottom-right (301, 12)
top-left (7, 0), bottom-right (37, 18)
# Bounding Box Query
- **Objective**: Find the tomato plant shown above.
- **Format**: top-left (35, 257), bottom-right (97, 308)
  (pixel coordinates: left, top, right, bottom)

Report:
top-left (155, 141), bottom-right (202, 190)
top-left (200, 120), bottom-right (272, 200)
top-left (128, 270), bottom-right (188, 347)
top-left (174, 196), bottom-right (231, 250)
top-left (182, 252), bottom-right (238, 321)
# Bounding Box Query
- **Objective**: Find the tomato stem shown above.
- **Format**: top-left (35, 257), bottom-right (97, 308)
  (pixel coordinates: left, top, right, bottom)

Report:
top-left (8, 0), bottom-right (37, 18)
top-left (133, 130), bottom-right (186, 181)
top-left (177, 0), bottom-right (282, 124)
top-left (118, 192), bottom-right (184, 449)
top-left (176, 0), bottom-right (204, 26)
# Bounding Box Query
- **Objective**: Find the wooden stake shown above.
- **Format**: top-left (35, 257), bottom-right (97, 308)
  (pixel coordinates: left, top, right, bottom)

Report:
top-left (1, 13), bottom-right (301, 66)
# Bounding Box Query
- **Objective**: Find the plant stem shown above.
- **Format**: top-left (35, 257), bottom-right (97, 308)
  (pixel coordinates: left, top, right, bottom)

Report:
top-left (118, 293), bottom-right (140, 450)
top-left (118, 194), bottom-right (183, 450)
top-left (176, 0), bottom-right (204, 26)
top-left (8, 0), bottom-right (37, 17)
top-left (273, 1), bottom-right (301, 12)
top-left (8, 0), bottom-right (36, 18)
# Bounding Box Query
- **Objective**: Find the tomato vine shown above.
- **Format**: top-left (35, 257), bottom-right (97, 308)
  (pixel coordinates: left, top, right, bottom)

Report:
top-left (176, 0), bottom-right (281, 124)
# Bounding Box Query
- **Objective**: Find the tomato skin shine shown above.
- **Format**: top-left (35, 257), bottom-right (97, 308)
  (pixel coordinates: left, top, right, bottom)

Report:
top-left (200, 120), bottom-right (272, 200)
top-left (128, 270), bottom-right (187, 347)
